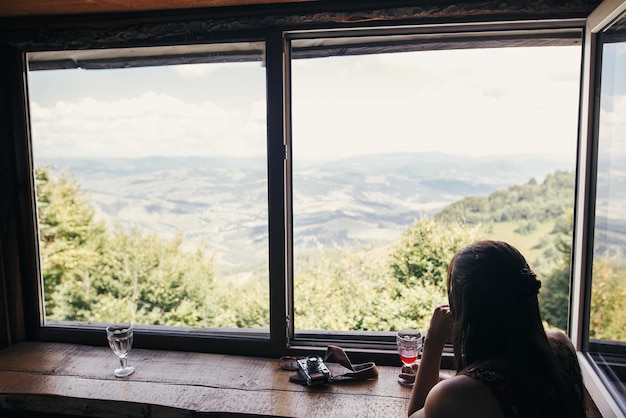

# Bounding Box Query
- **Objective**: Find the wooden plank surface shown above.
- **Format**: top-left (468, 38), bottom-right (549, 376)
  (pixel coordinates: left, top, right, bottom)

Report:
top-left (0, 342), bottom-right (412, 417)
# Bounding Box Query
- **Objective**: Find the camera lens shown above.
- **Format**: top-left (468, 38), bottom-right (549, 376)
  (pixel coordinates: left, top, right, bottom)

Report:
top-left (307, 356), bottom-right (320, 367)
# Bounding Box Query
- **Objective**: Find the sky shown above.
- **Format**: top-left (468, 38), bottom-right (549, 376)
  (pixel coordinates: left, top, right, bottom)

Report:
top-left (26, 43), bottom-right (622, 162)
top-left (599, 42), bottom-right (626, 155)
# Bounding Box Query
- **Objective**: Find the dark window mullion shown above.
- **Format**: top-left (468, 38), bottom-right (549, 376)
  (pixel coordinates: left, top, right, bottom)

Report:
top-left (266, 30), bottom-right (289, 353)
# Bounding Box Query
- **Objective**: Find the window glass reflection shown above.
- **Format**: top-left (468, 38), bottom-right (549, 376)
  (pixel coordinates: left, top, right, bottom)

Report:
top-left (589, 10), bottom-right (626, 409)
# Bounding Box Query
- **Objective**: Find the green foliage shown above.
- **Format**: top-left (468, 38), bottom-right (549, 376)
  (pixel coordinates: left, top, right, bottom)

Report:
top-left (295, 243), bottom-right (391, 331)
top-left (97, 228), bottom-right (215, 326)
top-left (514, 220), bottom-right (538, 235)
top-left (209, 275), bottom-right (269, 328)
top-left (36, 166), bottom-right (268, 328)
top-left (389, 218), bottom-right (478, 289)
top-left (36, 167), bottom-right (107, 317)
top-left (385, 219), bottom-right (479, 330)
top-left (589, 257), bottom-right (626, 341)
top-left (435, 171), bottom-right (574, 226)
top-left (538, 209), bottom-right (573, 331)
top-left (293, 229), bottom-right (460, 332)
top-left (36, 165), bottom-right (626, 342)
top-left (434, 171), bottom-right (578, 332)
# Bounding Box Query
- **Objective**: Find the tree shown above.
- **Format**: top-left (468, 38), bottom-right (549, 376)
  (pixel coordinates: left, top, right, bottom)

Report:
top-left (389, 218), bottom-right (478, 290)
top-left (294, 242), bottom-right (391, 330)
top-left (36, 167), bottom-right (107, 319)
top-left (384, 218), bottom-right (479, 330)
top-left (97, 228), bottom-right (215, 326)
top-left (589, 257), bottom-right (626, 341)
top-left (36, 166), bottom-right (221, 327)
top-left (538, 208), bottom-right (573, 331)
top-left (435, 170), bottom-right (574, 225)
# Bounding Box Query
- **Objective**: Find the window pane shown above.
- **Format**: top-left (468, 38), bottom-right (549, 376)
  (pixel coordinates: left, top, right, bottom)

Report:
top-left (589, 10), bottom-right (626, 409)
top-left (28, 43), bottom-right (270, 333)
top-left (290, 36), bottom-right (581, 335)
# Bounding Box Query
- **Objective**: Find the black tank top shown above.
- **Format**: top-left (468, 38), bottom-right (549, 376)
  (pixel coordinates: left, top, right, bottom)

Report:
top-left (459, 339), bottom-right (585, 418)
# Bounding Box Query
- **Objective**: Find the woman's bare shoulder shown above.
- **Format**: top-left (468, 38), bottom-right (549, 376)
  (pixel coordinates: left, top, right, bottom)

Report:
top-left (412, 375), bottom-right (505, 418)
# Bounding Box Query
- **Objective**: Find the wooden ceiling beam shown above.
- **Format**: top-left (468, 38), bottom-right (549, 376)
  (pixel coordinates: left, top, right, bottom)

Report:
top-left (0, 0), bottom-right (316, 18)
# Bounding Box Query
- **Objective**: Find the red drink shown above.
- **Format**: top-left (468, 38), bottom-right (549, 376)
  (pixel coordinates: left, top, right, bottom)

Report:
top-left (400, 353), bottom-right (418, 365)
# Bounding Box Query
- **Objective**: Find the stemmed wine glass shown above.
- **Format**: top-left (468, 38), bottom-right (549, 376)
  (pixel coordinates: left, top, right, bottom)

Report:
top-left (106, 323), bottom-right (135, 377)
top-left (396, 329), bottom-right (423, 386)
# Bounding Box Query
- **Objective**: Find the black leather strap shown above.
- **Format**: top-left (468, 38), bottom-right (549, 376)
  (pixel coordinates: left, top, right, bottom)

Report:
top-left (323, 345), bottom-right (379, 381)
top-left (280, 345), bottom-right (378, 384)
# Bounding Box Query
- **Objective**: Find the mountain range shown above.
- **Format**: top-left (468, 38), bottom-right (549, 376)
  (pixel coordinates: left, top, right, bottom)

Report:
top-left (38, 152), bottom-right (575, 271)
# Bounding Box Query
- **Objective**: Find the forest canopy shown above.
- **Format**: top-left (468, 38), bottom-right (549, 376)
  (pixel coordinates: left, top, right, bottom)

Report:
top-left (36, 167), bottom-right (626, 340)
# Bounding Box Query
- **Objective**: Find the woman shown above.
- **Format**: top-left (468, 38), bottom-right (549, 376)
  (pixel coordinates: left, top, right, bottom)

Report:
top-left (408, 240), bottom-right (586, 418)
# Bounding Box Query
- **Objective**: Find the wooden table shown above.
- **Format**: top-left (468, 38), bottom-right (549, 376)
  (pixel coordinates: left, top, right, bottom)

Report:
top-left (0, 342), bottom-right (413, 417)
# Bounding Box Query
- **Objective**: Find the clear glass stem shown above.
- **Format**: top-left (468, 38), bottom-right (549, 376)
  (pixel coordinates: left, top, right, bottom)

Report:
top-left (119, 357), bottom-right (127, 369)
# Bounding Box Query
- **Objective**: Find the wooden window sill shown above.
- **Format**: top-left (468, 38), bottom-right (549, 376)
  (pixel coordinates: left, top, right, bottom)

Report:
top-left (0, 342), bottom-right (415, 417)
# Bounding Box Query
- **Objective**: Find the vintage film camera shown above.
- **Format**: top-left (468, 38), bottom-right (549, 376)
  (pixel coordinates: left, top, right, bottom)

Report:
top-left (297, 355), bottom-right (333, 386)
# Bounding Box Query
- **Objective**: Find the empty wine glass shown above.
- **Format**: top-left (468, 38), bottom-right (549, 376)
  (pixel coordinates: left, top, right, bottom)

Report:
top-left (396, 329), bottom-right (423, 386)
top-left (106, 323), bottom-right (135, 377)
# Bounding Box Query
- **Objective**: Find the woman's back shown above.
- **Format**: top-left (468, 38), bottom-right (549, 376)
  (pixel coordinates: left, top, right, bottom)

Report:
top-left (463, 336), bottom-right (584, 417)
top-left (416, 373), bottom-right (508, 418)
top-left (415, 332), bottom-right (585, 418)
top-left (408, 241), bottom-right (587, 418)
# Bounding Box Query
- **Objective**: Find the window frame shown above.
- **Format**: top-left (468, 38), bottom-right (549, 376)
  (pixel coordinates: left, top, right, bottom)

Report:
top-left (0, 3), bottom-right (610, 373)
top-left (283, 23), bottom-right (586, 351)
top-left (17, 33), bottom-right (289, 358)
top-left (21, 22), bottom-right (589, 361)
top-left (572, 1), bottom-right (626, 416)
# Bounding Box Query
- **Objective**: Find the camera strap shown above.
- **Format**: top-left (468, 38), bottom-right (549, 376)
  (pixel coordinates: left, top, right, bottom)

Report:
top-left (323, 344), bottom-right (379, 381)
top-left (280, 345), bottom-right (378, 384)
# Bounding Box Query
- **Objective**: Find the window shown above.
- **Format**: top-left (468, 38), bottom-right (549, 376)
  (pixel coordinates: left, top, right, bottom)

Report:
top-left (288, 30), bottom-right (582, 342)
top-left (28, 42), bottom-right (271, 339)
top-left (586, 7), bottom-right (626, 415)
top-left (23, 27), bottom-right (585, 355)
top-left (7, 0), bottom-right (626, 415)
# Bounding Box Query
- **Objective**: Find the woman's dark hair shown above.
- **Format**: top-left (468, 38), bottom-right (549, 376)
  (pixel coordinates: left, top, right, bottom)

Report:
top-left (447, 240), bottom-right (585, 418)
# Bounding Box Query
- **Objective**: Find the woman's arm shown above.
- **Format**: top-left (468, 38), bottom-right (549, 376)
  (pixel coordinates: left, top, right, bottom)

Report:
top-left (407, 305), bottom-right (454, 416)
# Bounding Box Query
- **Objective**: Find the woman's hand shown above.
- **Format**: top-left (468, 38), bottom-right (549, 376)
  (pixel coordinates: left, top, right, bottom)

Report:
top-left (425, 305), bottom-right (454, 349)
top-left (399, 364), bottom-right (417, 384)
top-left (400, 363), bottom-right (451, 384)
top-left (407, 305), bottom-right (455, 416)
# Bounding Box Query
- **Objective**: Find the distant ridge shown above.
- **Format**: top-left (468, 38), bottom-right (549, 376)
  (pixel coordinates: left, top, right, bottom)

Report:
top-left (37, 152), bottom-right (575, 269)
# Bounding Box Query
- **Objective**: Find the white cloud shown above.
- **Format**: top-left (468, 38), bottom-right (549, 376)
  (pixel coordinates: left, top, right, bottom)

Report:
top-left (29, 46), bottom-right (584, 161)
top-left (599, 93), bottom-right (626, 154)
top-left (30, 91), bottom-right (266, 159)
top-left (290, 46), bottom-right (581, 160)
top-left (173, 63), bottom-right (217, 78)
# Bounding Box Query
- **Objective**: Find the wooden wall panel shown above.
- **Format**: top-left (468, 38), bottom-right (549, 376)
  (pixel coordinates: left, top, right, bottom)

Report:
top-left (0, 0), bottom-right (316, 18)
top-left (0, 46), bottom-right (27, 349)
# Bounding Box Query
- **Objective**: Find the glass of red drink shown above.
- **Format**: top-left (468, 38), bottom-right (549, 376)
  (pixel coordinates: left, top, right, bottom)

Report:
top-left (396, 329), bottom-right (423, 386)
